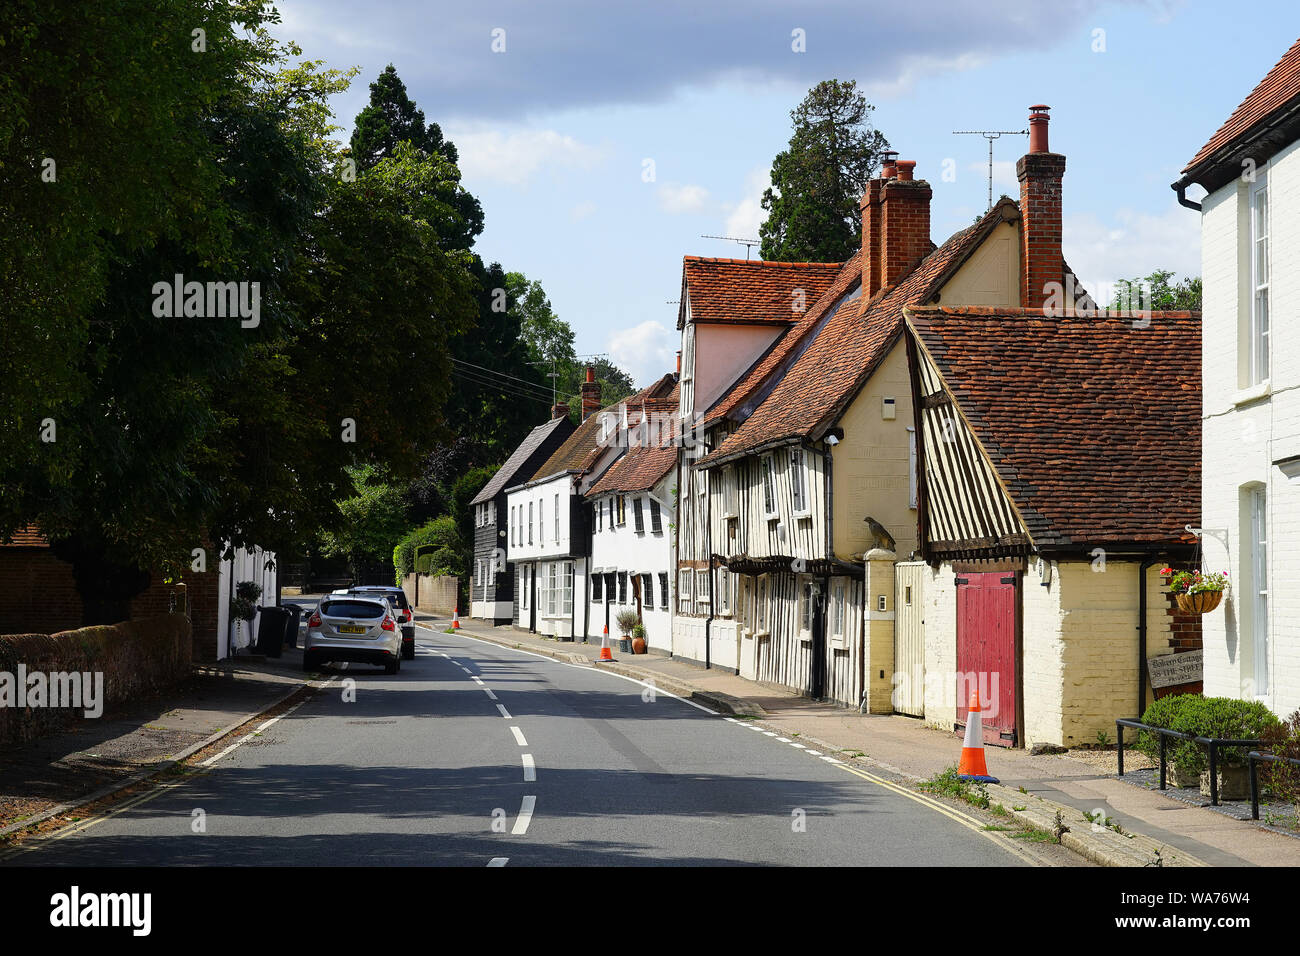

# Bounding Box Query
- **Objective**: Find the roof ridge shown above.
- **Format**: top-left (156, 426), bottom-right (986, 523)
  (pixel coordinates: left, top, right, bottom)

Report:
top-left (683, 255), bottom-right (844, 269)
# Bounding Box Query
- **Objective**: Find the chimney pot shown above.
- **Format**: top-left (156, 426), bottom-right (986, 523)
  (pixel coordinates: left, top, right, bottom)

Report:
top-left (896, 160), bottom-right (916, 182)
top-left (880, 150), bottom-right (899, 179)
top-left (585, 366), bottom-right (595, 383)
top-left (1028, 104), bottom-right (1051, 154)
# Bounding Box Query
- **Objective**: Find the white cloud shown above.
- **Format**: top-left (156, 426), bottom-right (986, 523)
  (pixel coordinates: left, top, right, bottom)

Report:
top-left (606, 320), bottom-right (677, 388)
top-left (657, 182), bottom-right (711, 214)
top-left (1063, 202), bottom-right (1202, 294)
top-left (445, 125), bottom-right (603, 186)
top-left (722, 167), bottom-right (769, 242)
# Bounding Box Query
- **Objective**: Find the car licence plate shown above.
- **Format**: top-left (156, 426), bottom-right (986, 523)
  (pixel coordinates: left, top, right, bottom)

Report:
top-left (339, 624), bottom-right (365, 634)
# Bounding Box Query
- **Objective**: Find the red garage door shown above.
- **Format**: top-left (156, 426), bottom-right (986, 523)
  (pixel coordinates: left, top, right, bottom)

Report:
top-left (956, 571), bottom-right (1018, 747)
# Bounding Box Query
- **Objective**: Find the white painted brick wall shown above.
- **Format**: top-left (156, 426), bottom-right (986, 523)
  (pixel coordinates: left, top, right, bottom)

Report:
top-left (1201, 137), bottom-right (1300, 718)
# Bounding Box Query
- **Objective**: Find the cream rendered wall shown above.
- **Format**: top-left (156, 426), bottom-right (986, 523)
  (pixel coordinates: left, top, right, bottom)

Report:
top-left (1200, 137), bottom-right (1300, 717)
top-left (920, 564), bottom-right (958, 730)
top-left (830, 341), bottom-right (918, 560)
top-left (693, 324), bottom-right (784, 416)
top-left (1024, 561), bottom-right (1175, 747)
top-left (938, 220), bottom-right (1021, 307)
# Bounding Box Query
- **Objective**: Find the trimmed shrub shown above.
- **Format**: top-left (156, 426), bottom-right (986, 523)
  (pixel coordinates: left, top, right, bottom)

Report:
top-left (0, 614), bottom-right (191, 745)
top-left (1259, 710), bottom-right (1300, 806)
top-left (1137, 694), bottom-right (1282, 777)
top-left (393, 516), bottom-right (464, 584)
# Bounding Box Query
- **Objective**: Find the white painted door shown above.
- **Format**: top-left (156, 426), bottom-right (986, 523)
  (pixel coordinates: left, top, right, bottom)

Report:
top-left (894, 562), bottom-right (925, 717)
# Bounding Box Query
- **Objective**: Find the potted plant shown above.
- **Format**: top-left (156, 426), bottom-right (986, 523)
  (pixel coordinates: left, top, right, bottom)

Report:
top-left (1161, 568), bottom-right (1228, 614)
top-left (615, 609), bottom-right (639, 654)
top-left (631, 622), bottom-right (647, 655)
top-left (231, 580), bottom-right (262, 653)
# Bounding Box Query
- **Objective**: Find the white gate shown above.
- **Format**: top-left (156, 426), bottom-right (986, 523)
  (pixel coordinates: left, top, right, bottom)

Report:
top-left (894, 562), bottom-right (925, 717)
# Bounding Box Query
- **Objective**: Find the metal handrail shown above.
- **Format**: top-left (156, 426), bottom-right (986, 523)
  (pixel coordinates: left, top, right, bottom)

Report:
top-left (1115, 718), bottom-right (1266, 806)
top-left (1247, 750), bottom-right (1300, 820)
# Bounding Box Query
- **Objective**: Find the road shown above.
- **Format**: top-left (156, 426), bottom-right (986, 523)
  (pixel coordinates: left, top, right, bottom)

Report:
top-left (4, 625), bottom-right (1035, 866)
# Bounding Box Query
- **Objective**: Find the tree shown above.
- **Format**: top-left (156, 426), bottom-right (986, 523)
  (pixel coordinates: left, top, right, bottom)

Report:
top-left (1, 23), bottom-right (481, 622)
top-left (1112, 269), bottom-right (1202, 312)
top-left (349, 64), bottom-right (483, 249)
top-left (759, 79), bottom-right (890, 263)
top-left (318, 466), bottom-right (410, 580)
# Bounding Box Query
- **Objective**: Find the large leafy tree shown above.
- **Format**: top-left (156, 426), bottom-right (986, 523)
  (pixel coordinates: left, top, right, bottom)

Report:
top-left (349, 64), bottom-right (484, 249)
top-left (0, 10), bottom-right (482, 622)
top-left (759, 79), bottom-right (890, 263)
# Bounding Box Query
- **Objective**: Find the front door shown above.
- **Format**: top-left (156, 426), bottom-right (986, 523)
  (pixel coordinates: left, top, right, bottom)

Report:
top-left (956, 571), bottom-right (1018, 747)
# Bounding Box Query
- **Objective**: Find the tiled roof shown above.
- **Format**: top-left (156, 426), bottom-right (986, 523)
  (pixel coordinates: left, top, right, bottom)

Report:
top-left (702, 249), bottom-right (863, 428)
top-left (908, 306), bottom-right (1200, 548)
top-left (1, 526), bottom-right (48, 548)
top-left (529, 374), bottom-right (677, 483)
top-left (700, 206), bottom-right (1001, 467)
top-left (471, 416), bottom-right (574, 505)
top-left (587, 444), bottom-right (677, 496)
top-left (1184, 37), bottom-right (1300, 173)
top-left (679, 257), bottom-right (843, 330)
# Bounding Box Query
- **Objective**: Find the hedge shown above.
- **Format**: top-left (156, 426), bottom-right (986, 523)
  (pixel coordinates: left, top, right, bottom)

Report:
top-left (0, 614), bottom-right (192, 745)
top-left (1136, 694), bottom-right (1282, 777)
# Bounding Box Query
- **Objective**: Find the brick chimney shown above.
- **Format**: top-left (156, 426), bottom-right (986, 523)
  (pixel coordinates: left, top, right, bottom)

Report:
top-left (859, 151), bottom-right (897, 302)
top-left (551, 400), bottom-right (570, 421)
top-left (580, 366), bottom-right (601, 421)
top-left (880, 160), bottom-right (932, 289)
top-left (1017, 105), bottom-right (1066, 309)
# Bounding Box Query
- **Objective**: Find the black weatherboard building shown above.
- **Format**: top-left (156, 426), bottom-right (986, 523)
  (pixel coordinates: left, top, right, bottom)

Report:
top-left (469, 412), bottom-right (576, 624)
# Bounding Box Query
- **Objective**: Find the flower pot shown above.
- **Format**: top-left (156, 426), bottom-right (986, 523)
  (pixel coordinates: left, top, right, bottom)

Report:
top-left (632, 637), bottom-right (647, 655)
top-left (618, 637), bottom-right (632, 653)
top-left (1175, 590), bottom-right (1222, 614)
top-left (1201, 765), bottom-right (1251, 801)
top-left (1169, 765), bottom-right (1201, 789)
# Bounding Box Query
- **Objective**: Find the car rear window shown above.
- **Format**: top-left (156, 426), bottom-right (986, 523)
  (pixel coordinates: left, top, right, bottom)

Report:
top-left (320, 600), bottom-right (385, 618)
top-left (355, 589), bottom-right (409, 608)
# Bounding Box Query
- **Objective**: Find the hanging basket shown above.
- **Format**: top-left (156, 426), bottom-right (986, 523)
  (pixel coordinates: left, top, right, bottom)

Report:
top-left (1175, 590), bottom-right (1223, 614)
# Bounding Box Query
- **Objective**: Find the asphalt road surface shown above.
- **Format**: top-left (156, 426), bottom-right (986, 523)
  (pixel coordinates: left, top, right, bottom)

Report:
top-left (4, 626), bottom-right (1033, 866)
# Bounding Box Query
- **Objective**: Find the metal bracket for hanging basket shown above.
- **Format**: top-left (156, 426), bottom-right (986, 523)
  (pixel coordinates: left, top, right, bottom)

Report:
top-left (1184, 525), bottom-right (1229, 552)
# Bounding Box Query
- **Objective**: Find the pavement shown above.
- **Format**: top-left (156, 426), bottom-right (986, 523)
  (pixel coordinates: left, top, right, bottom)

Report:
top-left (432, 611), bottom-right (1300, 868)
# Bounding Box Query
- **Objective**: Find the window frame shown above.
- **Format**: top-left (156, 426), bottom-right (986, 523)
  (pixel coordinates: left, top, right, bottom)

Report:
top-left (761, 455), bottom-right (777, 518)
top-left (633, 497), bottom-right (644, 533)
top-left (658, 572), bottom-right (669, 610)
top-left (649, 499), bottom-right (662, 534)
top-left (678, 568), bottom-right (693, 614)
top-left (1249, 174), bottom-right (1271, 386)
top-left (790, 448), bottom-right (808, 514)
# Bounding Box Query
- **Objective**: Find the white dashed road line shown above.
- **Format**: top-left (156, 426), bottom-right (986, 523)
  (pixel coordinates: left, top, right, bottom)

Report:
top-left (512, 795), bottom-right (536, 835)
top-left (496, 703), bottom-right (513, 719)
top-left (487, 857), bottom-right (509, 867)
top-left (522, 753), bottom-right (536, 782)
top-left (510, 727), bottom-right (528, 746)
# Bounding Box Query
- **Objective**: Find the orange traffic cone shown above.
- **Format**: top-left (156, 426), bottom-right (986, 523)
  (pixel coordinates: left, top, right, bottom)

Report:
top-left (452, 605), bottom-right (461, 629)
top-left (956, 687), bottom-right (999, 783)
top-left (597, 624), bottom-right (613, 662)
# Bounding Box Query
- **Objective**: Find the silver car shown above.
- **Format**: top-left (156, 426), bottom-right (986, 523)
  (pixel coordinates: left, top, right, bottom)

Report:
top-left (303, 596), bottom-right (402, 674)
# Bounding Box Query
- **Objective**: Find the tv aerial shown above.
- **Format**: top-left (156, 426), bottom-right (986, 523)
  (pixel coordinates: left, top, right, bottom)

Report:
top-left (952, 127), bottom-right (1028, 211)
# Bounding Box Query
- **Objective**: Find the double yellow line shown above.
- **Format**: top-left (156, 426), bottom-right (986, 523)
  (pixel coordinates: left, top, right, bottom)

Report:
top-left (831, 760), bottom-right (1047, 866)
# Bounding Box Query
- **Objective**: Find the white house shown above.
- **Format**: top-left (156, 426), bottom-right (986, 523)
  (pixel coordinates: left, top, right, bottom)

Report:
top-left (585, 400), bottom-right (678, 651)
top-left (505, 376), bottom-right (678, 639)
top-left (1175, 37), bottom-right (1300, 717)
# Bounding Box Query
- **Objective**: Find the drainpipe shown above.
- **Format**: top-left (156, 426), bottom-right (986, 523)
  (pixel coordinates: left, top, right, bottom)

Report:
top-left (1172, 180), bottom-right (1202, 212)
top-left (1137, 556), bottom-right (1158, 719)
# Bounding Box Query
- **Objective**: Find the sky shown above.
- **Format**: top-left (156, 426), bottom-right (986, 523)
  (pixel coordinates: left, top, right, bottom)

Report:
top-left (274, 0), bottom-right (1298, 387)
